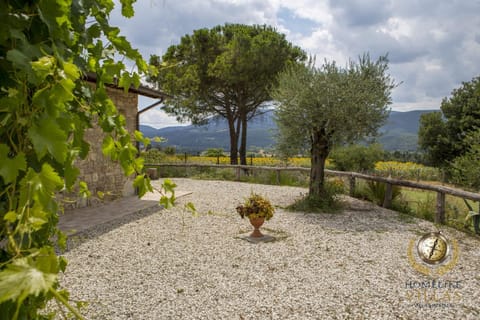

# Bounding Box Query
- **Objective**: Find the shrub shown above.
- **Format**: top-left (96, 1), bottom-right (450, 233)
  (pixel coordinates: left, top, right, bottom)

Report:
top-left (415, 194), bottom-right (435, 222)
top-left (330, 143), bottom-right (384, 172)
top-left (142, 149), bottom-right (166, 164)
top-left (288, 179), bottom-right (345, 213)
top-left (164, 146), bottom-right (177, 155)
top-left (391, 195), bottom-right (414, 216)
top-left (202, 148), bottom-right (225, 157)
top-left (327, 177), bottom-right (346, 194)
top-left (355, 180), bottom-right (401, 206)
top-left (449, 131), bottom-right (480, 190)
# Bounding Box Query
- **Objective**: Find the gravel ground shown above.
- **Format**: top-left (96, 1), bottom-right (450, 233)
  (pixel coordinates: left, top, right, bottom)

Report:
top-left (58, 178), bottom-right (480, 319)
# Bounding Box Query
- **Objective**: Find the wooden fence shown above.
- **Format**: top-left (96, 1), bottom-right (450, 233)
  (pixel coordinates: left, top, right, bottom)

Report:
top-left (145, 163), bottom-right (480, 225)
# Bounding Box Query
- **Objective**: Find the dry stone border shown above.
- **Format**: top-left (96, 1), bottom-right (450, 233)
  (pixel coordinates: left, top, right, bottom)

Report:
top-left (58, 178), bottom-right (480, 319)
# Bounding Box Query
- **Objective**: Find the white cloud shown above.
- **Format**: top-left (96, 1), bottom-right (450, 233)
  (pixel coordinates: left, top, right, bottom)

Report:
top-left (273, 0), bottom-right (333, 26)
top-left (377, 17), bottom-right (413, 41)
top-left (138, 96), bottom-right (190, 128)
top-left (110, 0), bottom-right (480, 127)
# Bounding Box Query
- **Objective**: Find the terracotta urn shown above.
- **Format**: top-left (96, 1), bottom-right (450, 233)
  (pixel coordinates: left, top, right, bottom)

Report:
top-left (249, 217), bottom-right (265, 238)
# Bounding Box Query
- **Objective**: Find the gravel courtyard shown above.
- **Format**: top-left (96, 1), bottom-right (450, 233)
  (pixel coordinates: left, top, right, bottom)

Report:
top-left (59, 178), bottom-right (480, 319)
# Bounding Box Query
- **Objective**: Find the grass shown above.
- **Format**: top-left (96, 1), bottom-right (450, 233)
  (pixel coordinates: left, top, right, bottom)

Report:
top-left (288, 194), bottom-right (344, 214)
top-left (385, 186), bottom-right (479, 233)
top-left (400, 187), bottom-right (477, 226)
top-left (397, 188), bottom-right (436, 222)
top-left (333, 178), bottom-right (478, 234)
top-left (149, 165), bottom-right (311, 188)
top-left (287, 180), bottom-right (345, 214)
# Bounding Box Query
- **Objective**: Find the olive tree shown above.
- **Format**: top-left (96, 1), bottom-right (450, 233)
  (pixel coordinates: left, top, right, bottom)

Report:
top-left (272, 55), bottom-right (396, 197)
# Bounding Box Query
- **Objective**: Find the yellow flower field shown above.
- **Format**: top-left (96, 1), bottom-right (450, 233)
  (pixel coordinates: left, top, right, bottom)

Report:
top-left (374, 161), bottom-right (441, 181)
top-left (162, 155), bottom-right (316, 167)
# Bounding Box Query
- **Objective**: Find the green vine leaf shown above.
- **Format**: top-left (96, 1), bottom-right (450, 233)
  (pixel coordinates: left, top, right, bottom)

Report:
top-left (3, 211), bottom-right (17, 223)
top-left (133, 174), bottom-right (152, 197)
top-left (58, 256), bottom-right (68, 273)
top-left (79, 181), bottom-right (91, 199)
top-left (120, 0), bottom-right (135, 18)
top-left (162, 179), bottom-right (177, 194)
top-left (119, 72), bottom-right (140, 92)
top-left (30, 56), bottom-right (55, 82)
top-left (63, 61), bottom-right (80, 80)
top-left (159, 196), bottom-right (175, 209)
top-left (28, 117), bottom-right (68, 162)
top-left (0, 145), bottom-right (27, 184)
top-left (134, 130), bottom-right (150, 147)
top-left (38, 0), bottom-right (72, 36)
top-left (6, 49), bottom-right (30, 69)
top-left (0, 257), bottom-right (57, 304)
top-left (158, 179), bottom-right (177, 209)
top-left (102, 135), bottom-right (116, 158)
top-left (57, 232), bottom-right (68, 254)
top-left (20, 164), bottom-right (63, 210)
top-left (185, 202), bottom-right (197, 217)
top-left (153, 136), bottom-right (165, 143)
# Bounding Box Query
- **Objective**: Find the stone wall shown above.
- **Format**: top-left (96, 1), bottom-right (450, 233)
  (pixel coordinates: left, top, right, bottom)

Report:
top-left (67, 87), bottom-right (138, 208)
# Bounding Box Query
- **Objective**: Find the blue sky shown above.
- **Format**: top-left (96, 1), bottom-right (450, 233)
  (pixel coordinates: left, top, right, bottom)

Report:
top-left (110, 0), bottom-right (480, 128)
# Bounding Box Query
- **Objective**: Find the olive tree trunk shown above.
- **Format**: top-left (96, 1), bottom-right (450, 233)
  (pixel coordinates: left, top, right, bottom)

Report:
top-left (309, 130), bottom-right (330, 197)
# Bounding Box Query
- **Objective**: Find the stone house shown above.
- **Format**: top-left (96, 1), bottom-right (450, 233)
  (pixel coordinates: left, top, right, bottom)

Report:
top-left (70, 76), bottom-right (167, 207)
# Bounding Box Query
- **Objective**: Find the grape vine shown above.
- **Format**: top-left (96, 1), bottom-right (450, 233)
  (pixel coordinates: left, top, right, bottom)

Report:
top-left (0, 1), bottom-right (168, 318)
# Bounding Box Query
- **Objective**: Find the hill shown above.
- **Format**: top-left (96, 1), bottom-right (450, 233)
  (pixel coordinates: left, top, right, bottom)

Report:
top-left (140, 109), bottom-right (437, 153)
top-left (379, 110), bottom-right (436, 151)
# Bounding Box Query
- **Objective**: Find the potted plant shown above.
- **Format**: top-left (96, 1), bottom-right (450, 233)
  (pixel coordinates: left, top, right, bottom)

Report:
top-left (236, 193), bottom-right (274, 238)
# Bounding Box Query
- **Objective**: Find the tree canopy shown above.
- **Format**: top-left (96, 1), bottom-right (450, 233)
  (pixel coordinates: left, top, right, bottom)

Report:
top-left (0, 0), bottom-right (159, 318)
top-left (148, 23), bottom-right (305, 164)
top-left (450, 129), bottom-right (480, 190)
top-left (272, 55), bottom-right (396, 197)
top-left (418, 76), bottom-right (480, 167)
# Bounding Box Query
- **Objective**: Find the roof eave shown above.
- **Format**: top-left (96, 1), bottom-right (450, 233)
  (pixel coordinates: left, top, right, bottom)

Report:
top-left (84, 72), bottom-right (170, 100)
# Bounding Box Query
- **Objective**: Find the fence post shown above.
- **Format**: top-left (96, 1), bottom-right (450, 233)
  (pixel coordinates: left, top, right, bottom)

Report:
top-left (216, 156), bottom-right (219, 165)
top-left (383, 183), bottom-right (393, 209)
top-left (349, 176), bottom-right (356, 197)
top-left (276, 169), bottom-right (281, 185)
top-left (435, 192), bottom-right (446, 224)
top-left (235, 167), bottom-right (241, 181)
top-left (184, 152), bottom-right (187, 164)
top-left (250, 154), bottom-right (253, 166)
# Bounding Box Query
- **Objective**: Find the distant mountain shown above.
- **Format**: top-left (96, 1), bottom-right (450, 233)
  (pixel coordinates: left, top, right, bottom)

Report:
top-left (379, 110), bottom-right (436, 151)
top-left (140, 109), bottom-right (437, 153)
top-left (141, 112), bottom-right (276, 153)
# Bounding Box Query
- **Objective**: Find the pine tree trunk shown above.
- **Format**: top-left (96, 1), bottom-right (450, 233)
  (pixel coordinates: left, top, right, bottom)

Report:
top-left (239, 113), bottom-right (248, 166)
top-left (227, 117), bottom-right (239, 165)
top-left (309, 130), bottom-right (330, 197)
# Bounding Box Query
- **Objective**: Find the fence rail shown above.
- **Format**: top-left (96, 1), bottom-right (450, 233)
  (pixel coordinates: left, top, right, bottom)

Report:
top-left (145, 163), bottom-right (480, 225)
